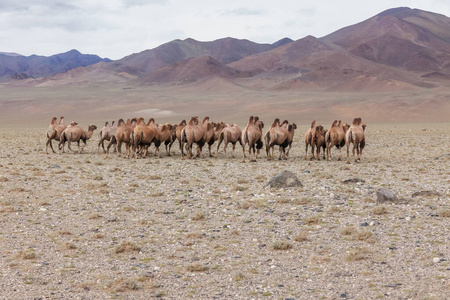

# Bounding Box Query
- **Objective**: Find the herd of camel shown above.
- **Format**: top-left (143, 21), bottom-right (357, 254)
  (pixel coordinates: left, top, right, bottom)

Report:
top-left (45, 115), bottom-right (366, 164)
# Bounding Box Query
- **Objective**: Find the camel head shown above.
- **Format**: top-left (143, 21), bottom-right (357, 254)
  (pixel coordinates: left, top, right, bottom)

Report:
top-left (291, 123), bottom-right (297, 130)
top-left (362, 124), bottom-right (366, 131)
top-left (256, 120), bottom-right (264, 130)
top-left (88, 125), bottom-right (97, 131)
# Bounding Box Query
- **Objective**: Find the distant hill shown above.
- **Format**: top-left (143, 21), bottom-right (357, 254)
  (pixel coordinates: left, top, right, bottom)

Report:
top-left (107, 37), bottom-right (282, 75)
top-left (0, 49), bottom-right (110, 79)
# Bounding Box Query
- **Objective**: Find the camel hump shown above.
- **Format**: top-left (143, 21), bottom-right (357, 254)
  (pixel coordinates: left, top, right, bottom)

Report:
top-left (50, 117), bottom-right (57, 125)
top-left (331, 120), bottom-right (338, 128)
top-left (248, 116), bottom-right (254, 124)
top-left (352, 117), bottom-right (362, 125)
top-left (310, 120), bottom-right (316, 129)
top-left (271, 118), bottom-right (280, 128)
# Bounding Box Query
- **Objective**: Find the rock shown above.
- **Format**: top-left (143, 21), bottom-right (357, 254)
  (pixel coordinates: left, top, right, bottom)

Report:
top-left (411, 190), bottom-right (441, 198)
top-left (433, 257), bottom-right (440, 263)
top-left (266, 171), bottom-right (303, 188)
top-left (376, 188), bottom-right (398, 203)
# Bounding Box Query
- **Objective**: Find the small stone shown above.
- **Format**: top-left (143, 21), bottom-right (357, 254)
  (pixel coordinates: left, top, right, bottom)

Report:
top-left (360, 222), bottom-right (369, 227)
top-left (342, 178), bottom-right (365, 184)
top-left (107, 216), bottom-right (117, 222)
top-left (376, 188), bottom-right (399, 203)
top-left (433, 257), bottom-right (441, 263)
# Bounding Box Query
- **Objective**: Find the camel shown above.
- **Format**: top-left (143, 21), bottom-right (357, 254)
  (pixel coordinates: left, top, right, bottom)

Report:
top-left (153, 123), bottom-right (174, 157)
top-left (241, 116), bottom-right (264, 163)
top-left (181, 116), bottom-right (211, 160)
top-left (282, 121), bottom-right (297, 156)
top-left (206, 121), bottom-right (226, 157)
top-left (45, 116), bottom-right (66, 154)
top-left (98, 121), bottom-right (117, 154)
top-left (346, 118), bottom-right (366, 164)
top-left (310, 125), bottom-right (327, 160)
top-left (132, 117), bottom-right (159, 158)
top-left (59, 123), bottom-right (97, 154)
top-left (304, 120), bottom-right (316, 160)
top-left (264, 118), bottom-right (291, 160)
top-left (215, 124), bottom-right (242, 158)
top-left (325, 120), bottom-right (349, 161)
top-left (164, 124), bottom-right (178, 156)
top-left (168, 120), bottom-right (187, 155)
top-left (109, 118), bottom-right (136, 158)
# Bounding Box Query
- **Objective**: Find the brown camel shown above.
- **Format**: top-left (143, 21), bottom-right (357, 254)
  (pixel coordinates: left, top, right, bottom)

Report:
top-left (264, 118), bottom-right (291, 160)
top-left (59, 123), bottom-right (97, 154)
top-left (215, 124), bottom-right (242, 158)
top-left (181, 116), bottom-right (209, 160)
top-left (310, 125), bottom-right (327, 160)
top-left (346, 118), bottom-right (366, 164)
top-left (98, 121), bottom-right (117, 154)
top-left (164, 124), bottom-right (178, 156)
top-left (153, 123), bottom-right (174, 157)
top-left (206, 121), bottom-right (226, 157)
top-left (132, 117), bottom-right (159, 158)
top-left (45, 116), bottom-right (66, 154)
top-left (304, 120), bottom-right (316, 160)
top-left (283, 121), bottom-right (297, 156)
top-left (168, 120), bottom-right (186, 155)
top-left (325, 120), bottom-right (349, 161)
top-left (241, 116), bottom-right (264, 163)
top-left (109, 118), bottom-right (136, 158)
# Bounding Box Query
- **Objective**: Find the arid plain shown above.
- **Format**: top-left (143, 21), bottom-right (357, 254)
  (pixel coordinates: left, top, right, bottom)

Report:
top-left (0, 82), bottom-right (449, 299)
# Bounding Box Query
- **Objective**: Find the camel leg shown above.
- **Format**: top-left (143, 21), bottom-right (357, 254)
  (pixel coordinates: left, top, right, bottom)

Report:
top-left (231, 143), bottom-right (236, 158)
top-left (346, 143), bottom-right (351, 164)
top-left (305, 143), bottom-right (309, 160)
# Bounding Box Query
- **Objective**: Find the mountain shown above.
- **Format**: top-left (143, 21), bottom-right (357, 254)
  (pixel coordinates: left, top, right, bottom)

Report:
top-left (2, 7), bottom-right (449, 92)
top-left (0, 49), bottom-right (110, 79)
top-left (107, 37), bottom-right (277, 75)
top-left (322, 7), bottom-right (450, 73)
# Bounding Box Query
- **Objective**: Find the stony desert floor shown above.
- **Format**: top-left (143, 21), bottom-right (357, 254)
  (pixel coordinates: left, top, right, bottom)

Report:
top-left (0, 123), bottom-right (449, 299)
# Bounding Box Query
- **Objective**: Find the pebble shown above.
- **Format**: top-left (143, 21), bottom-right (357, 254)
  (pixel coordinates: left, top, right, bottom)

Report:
top-left (433, 257), bottom-right (441, 263)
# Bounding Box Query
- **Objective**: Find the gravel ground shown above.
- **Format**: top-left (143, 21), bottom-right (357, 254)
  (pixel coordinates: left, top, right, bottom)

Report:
top-left (0, 122), bottom-right (449, 299)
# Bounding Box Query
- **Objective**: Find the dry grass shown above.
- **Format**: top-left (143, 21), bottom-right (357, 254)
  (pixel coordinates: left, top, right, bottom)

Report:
top-left (345, 247), bottom-right (371, 262)
top-left (186, 263), bottom-right (209, 272)
top-left (272, 241), bottom-right (293, 250)
top-left (293, 231), bottom-right (308, 242)
top-left (115, 241), bottom-right (141, 254)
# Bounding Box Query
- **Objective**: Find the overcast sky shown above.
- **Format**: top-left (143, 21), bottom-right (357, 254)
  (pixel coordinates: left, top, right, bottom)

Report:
top-left (1, 0), bottom-right (449, 60)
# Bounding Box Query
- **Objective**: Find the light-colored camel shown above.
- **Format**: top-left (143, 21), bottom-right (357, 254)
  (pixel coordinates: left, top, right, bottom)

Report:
top-left (181, 116), bottom-right (210, 160)
top-left (264, 118), bottom-right (291, 160)
top-left (132, 117), bottom-right (159, 158)
top-left (215, 124), bottom-right (242, 158)
top-left (241, 116), bottom-right (264, 163)
top-left (98, 121), bottom-right (117, 154)
top-left (59, 123), bottom-right (97, 154)
top-left (310, 125), bottom-right (327, 160)
top-left (304, 120), bottom-right (316, 160)
top-left (346, 118), bottom-right (366, 164)
top-left (325, 120), bottom-right (349, 161)
top-left (45, 116), bottom-right (66, 154)
top-left (109, 118), bottom-right (136, 158)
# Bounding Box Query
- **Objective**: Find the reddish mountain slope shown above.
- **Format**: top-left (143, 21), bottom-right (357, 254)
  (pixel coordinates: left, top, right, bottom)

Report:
top-left (108, 37), bottom-right (276, 75)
